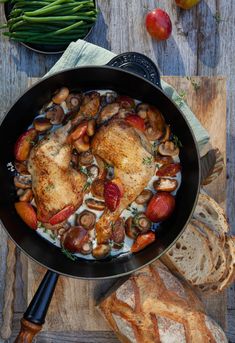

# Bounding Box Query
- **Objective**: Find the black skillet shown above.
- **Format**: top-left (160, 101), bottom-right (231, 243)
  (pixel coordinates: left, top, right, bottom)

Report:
top-left (0, 52), bottom-right (203, 342)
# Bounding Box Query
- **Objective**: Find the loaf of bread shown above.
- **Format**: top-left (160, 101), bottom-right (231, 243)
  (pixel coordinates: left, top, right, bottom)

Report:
top-left (97, 260), bottom-right (228, 343)
top-left (160, 193), bottom-right (235, 295)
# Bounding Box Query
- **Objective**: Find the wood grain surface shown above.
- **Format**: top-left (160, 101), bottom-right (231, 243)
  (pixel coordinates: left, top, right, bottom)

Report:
top-left (0, 0), bottom-right (234, 342)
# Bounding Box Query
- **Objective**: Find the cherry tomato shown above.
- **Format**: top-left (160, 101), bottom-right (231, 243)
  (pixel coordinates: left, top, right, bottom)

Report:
top-left (49, 205), bottom-right (75, 225)
top-left (156, 163), bottom-right (181, 177)
top-left (145, 192), bottom-right (175, 222)
top-left (131, 231), bottom-right (155, 253)
top-left (145, 8), bottom-right (172, 41)
top-left (125, 114), bottom-right (145, 132)
top-left (104, 180), bottom-right (123, 212)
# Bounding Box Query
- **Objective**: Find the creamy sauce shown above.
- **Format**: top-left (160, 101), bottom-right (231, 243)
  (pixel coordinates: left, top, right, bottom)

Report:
top-left (30, 90), bottom-right (182, 260)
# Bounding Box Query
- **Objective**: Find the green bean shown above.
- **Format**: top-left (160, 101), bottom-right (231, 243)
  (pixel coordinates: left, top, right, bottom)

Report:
top-left (22, 14), bottom-right (96, 23)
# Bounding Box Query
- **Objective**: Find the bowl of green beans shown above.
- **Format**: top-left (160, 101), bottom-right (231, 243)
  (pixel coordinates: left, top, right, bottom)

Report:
top-left (1, 0), bottom-right (98, 54)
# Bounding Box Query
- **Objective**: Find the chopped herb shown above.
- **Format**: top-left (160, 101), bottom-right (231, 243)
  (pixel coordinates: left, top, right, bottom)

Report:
top-left (152, 141), bottom-right (158, 153)
top-left (175, 90), bottom-right (186, 106)
top-left (172, 134), bottom-right (183, 148)
top-left (213, 11), bottom-right (223, 23)
top-left (142, 156), bottom-right (153, 165)
top-left (49, 232), bottom-right (57, 240)
top-left (156, 163), bottom-right (161, 169)
top-left (61, 246), bottom-right (77, 261)
top-left (83, 180), bottom-right (92, 192)
top-left (43, 227), bottom-right (49, 234)
top-left (38, 221), bottom-right (43, 228)
top-left (131, 207), bottom-right (139, 216)
top-left (110, 221), bottom-right (115, 231)
top-left (45, 183), bottom-right (55, 192)
top-left (104, 162), bottom-right (112, 170)
top-left (186, 77), bottom-right (200, 91)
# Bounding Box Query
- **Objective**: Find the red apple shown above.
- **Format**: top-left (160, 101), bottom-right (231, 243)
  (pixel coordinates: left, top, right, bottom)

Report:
top-left (175, 0), bottom-right (200, 10)
top-left (145, 8), bottom-right (172, 41)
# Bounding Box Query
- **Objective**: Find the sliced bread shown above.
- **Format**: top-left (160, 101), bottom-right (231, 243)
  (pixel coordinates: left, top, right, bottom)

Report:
top-left (161, 223), bottom-right (214, 286)
top-left (197, 235), bottom-right (235, 295)
top-left (193, 194), bottom-right (229, 240)
top-left (191, 219), bottom-right (227, 284)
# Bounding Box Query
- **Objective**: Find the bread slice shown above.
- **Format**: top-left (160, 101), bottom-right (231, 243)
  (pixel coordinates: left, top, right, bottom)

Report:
top-left (197, 235), bottom-right (235, 295)
top-left (191, 219), bottom-right (227, 284)
top-left (161, 223), bottom-right (214, 286)
top-left (193, 194), bottom-right (229, 241)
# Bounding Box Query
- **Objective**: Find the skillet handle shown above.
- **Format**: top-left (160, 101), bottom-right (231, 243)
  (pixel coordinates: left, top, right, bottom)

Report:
top-left (14, 270), bottom-right (59, 343)
top-left (107, 52), bottom-right (162, 89)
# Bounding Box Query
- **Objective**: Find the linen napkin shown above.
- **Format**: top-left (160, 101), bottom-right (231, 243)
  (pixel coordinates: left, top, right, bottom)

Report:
top-left (46, 40), bottom-right (209, 151)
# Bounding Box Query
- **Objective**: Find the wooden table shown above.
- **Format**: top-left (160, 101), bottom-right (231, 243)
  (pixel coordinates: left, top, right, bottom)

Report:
top-left (0, 1), bottom-right (234, 342)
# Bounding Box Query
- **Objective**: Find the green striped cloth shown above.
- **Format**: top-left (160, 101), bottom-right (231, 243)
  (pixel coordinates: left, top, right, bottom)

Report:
top-left (46, 40), bottom-right (209, 151)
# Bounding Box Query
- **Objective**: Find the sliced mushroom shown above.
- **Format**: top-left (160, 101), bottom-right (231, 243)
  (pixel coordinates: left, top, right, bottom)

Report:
top-left (87, 165), bottom-right (99, 180)
top-left (76, 210), bottom-right (96, 230)
top-left (33, 118), bottom-right (52, 132)
top-left (85, 199), bottom-right (105, 211)
top-left (111, 218), bottom-right (125, 249)
top-left (125, 217), bottom-right (140, 239)
top-left (158, 141), bottom-right (179, 156)
top-left (15, 161), bottom-right (30, 175)
top-left (45, 105), bottom-right (65, 125)
top-left (133, 213), bottom-right (151, 233)
top-left (90, 179), bottom-right (105, 199)
top-left (73, 137), bottom-right (90, 153)
top-left (154, 154), bottom-right (174, 165)
top-left (44, 221), bottom-right (70, 234)
top-left (153, 178), bottom-right (178, 192)
top-left (95, 156), bottom-right (107, 179)
top-left (161, 125), bottom-right (171, 142)
top-left (92, 244), bottom-right (111, 259)
top-left (135, 189), bottom-right (153, 205)
top-left (52, 87), bottom-right (69, 104)
top-left (19, 189), bottom-right (33, 202)
top-left (145, 105), bottom-right (166, 141)
top-left (66, 93), bottom-right (82, 111)
top-left (78, 151), bottom-right (94, 166)
top-left (80, 241), bottom-right (93, 255)
top-left (86, 119), bottom-right (96, 136)
top-left (97, 102), bottom-right (120, 124)
top-left (14, 175), bottom-right (32, 189)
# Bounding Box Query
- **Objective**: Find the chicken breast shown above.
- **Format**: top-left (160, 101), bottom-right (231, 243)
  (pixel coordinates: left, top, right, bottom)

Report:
top-left (28, 122), bottom-right (86, 222)
top-left (92, 119), bottom-right (155, 243)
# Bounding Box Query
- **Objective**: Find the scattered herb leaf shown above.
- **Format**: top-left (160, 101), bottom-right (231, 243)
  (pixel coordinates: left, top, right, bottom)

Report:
top-left (114, 242), bottom-right (124, 248)
top-left (152, 141), bottom-right (159, 153)
top-left (104, 162), bottom-right (112, 170)
top-left (61, 246), bottom-right (77, 261)
top-left (83, 180), bottom-right (92, 192)
top-left (186, 77), bottom-right (201, 91)
top-left (131, 207), bottom-right (139, 216)
top-left (213, 11), bottom-right (223, 23)
top-left (175, 90), bottom-right (186, 106)
top-left (45, 183), bottom-right (55, 192)
top-left (49, 232), bottom-right (57, 240)
top-left (43, 227), bottom-right (49, 234)
top-left (172, 134), bottom-right (183, 148)
top-left (142, 156), bottom-right (153, 165)
top-left (156, 163), bottom-right (161, 169)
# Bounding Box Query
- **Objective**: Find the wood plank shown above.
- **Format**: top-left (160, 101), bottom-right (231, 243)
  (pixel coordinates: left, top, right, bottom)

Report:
top-left (26, 76), bottom-right (227, 333)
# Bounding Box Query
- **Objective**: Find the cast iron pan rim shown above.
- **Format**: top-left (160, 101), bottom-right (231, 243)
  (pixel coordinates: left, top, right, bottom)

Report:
top-left (0, 65), bottom-right (201, 279)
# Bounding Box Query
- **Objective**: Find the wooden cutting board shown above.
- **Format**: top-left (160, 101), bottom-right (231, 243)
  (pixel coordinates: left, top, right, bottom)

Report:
top-left (23, 76), bottom-right (227, 332)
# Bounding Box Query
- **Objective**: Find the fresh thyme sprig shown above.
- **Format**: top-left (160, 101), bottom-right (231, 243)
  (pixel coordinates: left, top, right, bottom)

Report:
top-left (61, 246), bottom-right (77, 261)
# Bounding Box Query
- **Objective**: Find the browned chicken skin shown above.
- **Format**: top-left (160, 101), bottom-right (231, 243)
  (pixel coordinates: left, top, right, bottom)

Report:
top-left (28, 122), bottom-right (86, 222)
top-left (92, 119), bottom-right (155, 243)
